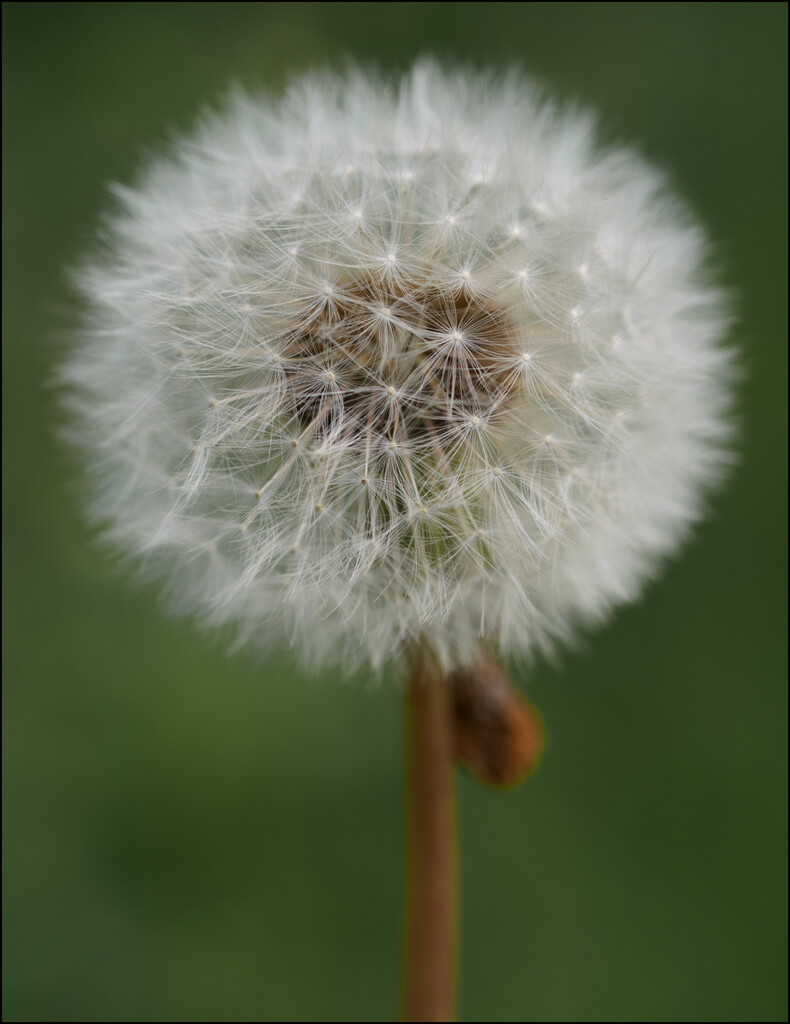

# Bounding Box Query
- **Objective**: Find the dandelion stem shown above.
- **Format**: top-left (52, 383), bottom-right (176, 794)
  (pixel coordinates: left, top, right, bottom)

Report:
top-left (402, 648), bottom-right (457, 1023)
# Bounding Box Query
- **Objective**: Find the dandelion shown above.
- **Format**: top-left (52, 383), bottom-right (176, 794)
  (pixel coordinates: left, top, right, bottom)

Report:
top-left (62, 64), bottom-right (734, 1022)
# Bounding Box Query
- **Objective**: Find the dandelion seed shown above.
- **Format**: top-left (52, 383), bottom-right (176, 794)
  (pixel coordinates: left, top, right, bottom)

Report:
top-left (63, 62), bottom-right (733, 674)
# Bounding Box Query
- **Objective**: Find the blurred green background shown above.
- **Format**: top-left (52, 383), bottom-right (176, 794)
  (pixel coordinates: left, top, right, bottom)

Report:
top-left (3, 3), bottom-right (786, 1021)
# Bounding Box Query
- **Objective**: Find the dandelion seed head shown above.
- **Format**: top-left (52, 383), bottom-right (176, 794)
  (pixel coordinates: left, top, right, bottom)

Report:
top-left (63, 63), bottom-right (734, 671)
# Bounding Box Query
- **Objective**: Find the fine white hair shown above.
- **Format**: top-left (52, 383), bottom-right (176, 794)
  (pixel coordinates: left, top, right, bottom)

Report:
top-left (62, 63), bottom-right (735, 670)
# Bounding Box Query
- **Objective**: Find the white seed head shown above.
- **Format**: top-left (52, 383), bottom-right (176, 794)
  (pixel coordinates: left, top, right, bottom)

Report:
top-left (62, 63), bottom-right (734, 671)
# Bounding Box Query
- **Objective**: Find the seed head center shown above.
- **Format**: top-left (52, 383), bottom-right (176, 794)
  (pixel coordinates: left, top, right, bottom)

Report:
top-left (283, 278), bottom-right (519, 462)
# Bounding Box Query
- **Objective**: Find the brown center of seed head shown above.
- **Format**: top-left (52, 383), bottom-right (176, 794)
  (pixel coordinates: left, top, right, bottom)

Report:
top-left (282, 277), bottom-right (519, 450)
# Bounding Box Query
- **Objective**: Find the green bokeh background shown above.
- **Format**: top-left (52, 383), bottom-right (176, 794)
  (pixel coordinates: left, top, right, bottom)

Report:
top-left (3, 3), bottom-right (786, 1021)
